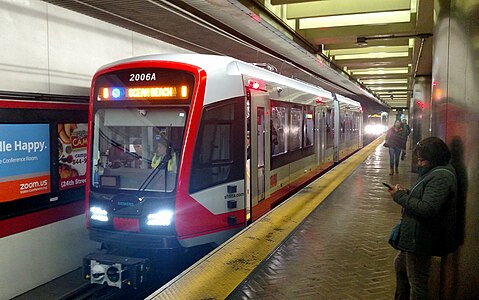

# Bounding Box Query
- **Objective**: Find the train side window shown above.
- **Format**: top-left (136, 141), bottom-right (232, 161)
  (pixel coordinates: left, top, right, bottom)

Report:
top-left (271, 104), bottom-right (288, 156)
top-left (290, 107), bottom-right (303, 151)
top-left (199, 123), bottom-right (231, 163)
top-left (304, 107), bottom-right (314, 147)
top-left (326, 108), bottom-right (334, 148)
top-left (189, 99), bottom-right (244, 193)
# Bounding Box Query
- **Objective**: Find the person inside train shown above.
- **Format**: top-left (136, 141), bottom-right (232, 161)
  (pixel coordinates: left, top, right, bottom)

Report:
top-left (107, 135), bottom-right (125, 168)
top-left (151, 138), bottom-right (177, 173)
top-left (385, 119), bottom-right (405, 175)
top-left (119, 138), bottom-right (144, 168)
top-left (387, 137), bottom-right (458, 300)
top-left (271, 122), bottom-right (278, 155)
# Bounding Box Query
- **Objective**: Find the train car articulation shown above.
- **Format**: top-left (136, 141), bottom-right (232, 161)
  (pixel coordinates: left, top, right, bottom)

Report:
top-left (83, 54), bottom-right (363, 288)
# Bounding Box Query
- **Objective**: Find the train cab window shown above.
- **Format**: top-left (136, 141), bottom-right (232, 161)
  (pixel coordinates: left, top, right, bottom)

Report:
top-left (290, 107), bottom-right (303, 151)
top-left (271, 104), bottom-right (288, 156)
top-left (91, 108), bottom-right (186, 192)
top-left (189, 99), bottom-right (244, 193)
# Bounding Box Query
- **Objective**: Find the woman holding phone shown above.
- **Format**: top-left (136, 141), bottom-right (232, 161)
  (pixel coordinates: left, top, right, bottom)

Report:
top-left (387, 137), bottom-right (458, 299)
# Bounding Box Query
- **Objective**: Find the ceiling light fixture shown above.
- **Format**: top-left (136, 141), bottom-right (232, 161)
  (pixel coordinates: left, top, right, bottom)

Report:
top-left (355, 33), bottom-right (432, 47)
top-left (356, 37), bottom-right (367, 47)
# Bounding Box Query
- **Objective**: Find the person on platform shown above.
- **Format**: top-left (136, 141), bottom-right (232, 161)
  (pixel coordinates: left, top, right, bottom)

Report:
top-left (401, 119), bottom-right (411, 160)
top-left (387, 137), bottom-right (458, 300)
top-left (385, 119), bottom-right (405, 175)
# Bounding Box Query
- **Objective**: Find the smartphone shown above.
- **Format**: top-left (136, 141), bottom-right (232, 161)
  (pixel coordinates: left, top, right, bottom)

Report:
top-left (382, 182), bottom-right (393, 190)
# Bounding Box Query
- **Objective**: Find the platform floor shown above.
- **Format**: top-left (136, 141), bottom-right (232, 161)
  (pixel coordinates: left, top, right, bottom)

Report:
top-left (227, 143), bottom-right (417, 299)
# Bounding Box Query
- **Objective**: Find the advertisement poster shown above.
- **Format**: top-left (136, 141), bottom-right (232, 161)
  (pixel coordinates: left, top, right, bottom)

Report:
top-left (0, 124), bottom-right (51, 203)
top-left (58, 123), bottom-right (88, 190)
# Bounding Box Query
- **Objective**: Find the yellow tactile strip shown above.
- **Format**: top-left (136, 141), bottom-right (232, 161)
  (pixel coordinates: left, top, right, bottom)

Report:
top-left (146, 138), bottom-right (382, 300)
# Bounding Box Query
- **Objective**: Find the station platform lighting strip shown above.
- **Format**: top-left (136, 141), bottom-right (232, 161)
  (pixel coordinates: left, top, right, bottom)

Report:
top-left (146, 137), bottom-right (384, 300)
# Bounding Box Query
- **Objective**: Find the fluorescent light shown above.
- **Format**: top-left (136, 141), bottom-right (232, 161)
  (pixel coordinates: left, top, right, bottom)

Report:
top-left (370, 86), bottom-right (409, 90)
top-left (375, 90), bottom-right (409, 94)
top-left (362, 79), bottom-right (408, 84)
top-left (299, 10), bottom-right (411, 29)
top-left (335, 51), bottom-right (409, 60)
top-left (328, 46), bottom-right (410, 56)
top-left (351, 68), bottom-right (409, 75)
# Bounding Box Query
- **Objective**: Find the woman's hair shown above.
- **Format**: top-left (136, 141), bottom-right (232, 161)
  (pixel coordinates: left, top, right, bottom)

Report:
top-left (415, 137), bottom-right (451, 166)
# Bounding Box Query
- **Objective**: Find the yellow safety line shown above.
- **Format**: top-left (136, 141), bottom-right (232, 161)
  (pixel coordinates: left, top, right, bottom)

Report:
top-left (147, 137), bottom-right (383, 300)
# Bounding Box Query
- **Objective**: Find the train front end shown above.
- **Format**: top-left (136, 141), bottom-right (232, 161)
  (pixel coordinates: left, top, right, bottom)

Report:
top-left (83, 60), bottom-right (199, 288)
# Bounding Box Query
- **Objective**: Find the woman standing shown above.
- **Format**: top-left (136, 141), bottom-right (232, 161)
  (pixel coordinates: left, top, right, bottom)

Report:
top-left (386, 119), bottom-right (405, 175)
top-left (388, 137), bottom-right (458, 299)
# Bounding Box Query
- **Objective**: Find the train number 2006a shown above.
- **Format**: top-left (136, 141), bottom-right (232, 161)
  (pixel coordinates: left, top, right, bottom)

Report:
top-left (129, 73), bottom-right (156, 82)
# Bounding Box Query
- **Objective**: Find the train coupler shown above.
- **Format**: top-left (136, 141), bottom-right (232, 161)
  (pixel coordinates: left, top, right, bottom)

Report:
top-left (83, 253), bottom-right (149, 289)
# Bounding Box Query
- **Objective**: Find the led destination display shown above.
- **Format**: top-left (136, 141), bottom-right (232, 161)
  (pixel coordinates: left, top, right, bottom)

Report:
top-left (94, 68), bottom-right (195, 102)
top-left (99, 86), bottom-right (188, 101)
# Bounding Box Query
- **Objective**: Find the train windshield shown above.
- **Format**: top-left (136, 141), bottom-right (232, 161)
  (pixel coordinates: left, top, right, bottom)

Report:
top-left (91, 108), bottom-right (186, 192)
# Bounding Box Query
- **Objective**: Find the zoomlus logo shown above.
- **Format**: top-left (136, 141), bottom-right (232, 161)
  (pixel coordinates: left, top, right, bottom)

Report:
top-left (19, 179), bottom-right (49, 194)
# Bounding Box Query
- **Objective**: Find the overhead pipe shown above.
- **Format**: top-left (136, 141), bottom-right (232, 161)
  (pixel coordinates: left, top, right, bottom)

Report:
top-left (355, 33), bottom-right (432, 46)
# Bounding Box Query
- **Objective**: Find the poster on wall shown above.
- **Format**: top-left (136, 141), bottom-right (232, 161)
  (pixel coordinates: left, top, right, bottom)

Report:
top-left (0, 124), bottom-right (51, 202)
top-left (58, 123), bottom-right (88, 190)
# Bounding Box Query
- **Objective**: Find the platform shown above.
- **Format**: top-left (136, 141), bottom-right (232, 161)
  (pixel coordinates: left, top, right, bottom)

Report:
top-left (146, 138), bottom-right (422, 299)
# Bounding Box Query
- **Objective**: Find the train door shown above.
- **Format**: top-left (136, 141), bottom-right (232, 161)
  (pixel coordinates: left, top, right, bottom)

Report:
top-left (245, 99), bottom-right (251, 224)
top-left (256, 107), bottom-right (265, 201)
top-left (247, 89), bottom-right (267, 215)
top-left (333, 97), bottom-right (340, 164)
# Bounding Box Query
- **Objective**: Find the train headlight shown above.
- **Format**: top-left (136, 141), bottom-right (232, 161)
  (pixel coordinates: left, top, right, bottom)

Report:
top-left (90, 206), bottom-right (109, 222)
top-left (146, 210), bottom-right (173, 226)
top-left (365, 124), bottom-right (386, 135)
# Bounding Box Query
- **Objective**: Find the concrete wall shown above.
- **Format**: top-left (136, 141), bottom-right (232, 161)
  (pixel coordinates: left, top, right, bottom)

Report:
top-left (0, 1), bottom-right (191, 298)
top-left (429, 1), bottom-right (479, 298)
top-left (0, 0), bottom-right (191, 94)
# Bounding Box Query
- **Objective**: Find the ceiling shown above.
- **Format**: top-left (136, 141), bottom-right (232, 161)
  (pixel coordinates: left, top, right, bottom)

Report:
top-left (42, 0), bottom-right (433, 113)
top-left (244, 0), bottom-right (434, 109)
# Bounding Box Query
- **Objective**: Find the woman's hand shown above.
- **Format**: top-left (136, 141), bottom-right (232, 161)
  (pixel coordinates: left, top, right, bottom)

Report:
top-left (388, 184), bottom-right (406, 197)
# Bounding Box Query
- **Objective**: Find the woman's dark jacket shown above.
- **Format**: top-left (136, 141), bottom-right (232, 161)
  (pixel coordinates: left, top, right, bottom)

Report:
top-left (393, 164), bottom-right (458, 256)
top-left (386, 127), bottom-right (405, 149)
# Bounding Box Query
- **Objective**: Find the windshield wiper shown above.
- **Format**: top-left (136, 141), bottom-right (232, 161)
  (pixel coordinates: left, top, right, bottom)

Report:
top-left (135, 150), bottom-right (171, 198)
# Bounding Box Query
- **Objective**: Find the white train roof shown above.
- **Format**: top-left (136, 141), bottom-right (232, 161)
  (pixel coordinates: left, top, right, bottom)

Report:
top-left (97, 54), bottom-right (359, 107)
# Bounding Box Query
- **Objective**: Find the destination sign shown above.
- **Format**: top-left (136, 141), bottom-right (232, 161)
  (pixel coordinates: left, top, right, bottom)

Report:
top-left (98, 86), bottom-right (189, 101)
